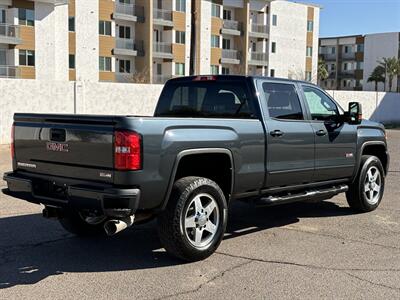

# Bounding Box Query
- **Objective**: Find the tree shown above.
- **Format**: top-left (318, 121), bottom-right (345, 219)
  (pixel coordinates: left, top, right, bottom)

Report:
top-left (318, 58), bottom-right (329, 82)
top-left (377, 57), bottom-right (400, 92)
top-left (367, 65), bottom-right (386, 92)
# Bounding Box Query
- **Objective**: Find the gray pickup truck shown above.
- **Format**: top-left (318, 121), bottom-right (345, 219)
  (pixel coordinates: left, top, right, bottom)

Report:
top-left (3, 75), bottom-right (389, 261)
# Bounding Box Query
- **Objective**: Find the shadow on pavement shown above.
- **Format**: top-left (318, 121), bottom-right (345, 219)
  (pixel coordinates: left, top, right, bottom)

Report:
top-left (0, 200), bottom-right (354, 289)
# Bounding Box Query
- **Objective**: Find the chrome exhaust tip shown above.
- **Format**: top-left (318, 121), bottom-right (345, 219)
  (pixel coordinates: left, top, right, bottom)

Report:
top-left (104, 215), bottom-right (135, 236)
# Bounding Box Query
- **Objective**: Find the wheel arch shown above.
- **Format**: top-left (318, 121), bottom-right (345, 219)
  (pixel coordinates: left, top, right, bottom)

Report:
top-left (160, 148), bottom-right (234, 210)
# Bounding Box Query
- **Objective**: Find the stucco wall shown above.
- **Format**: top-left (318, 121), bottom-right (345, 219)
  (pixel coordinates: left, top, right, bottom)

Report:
top-left (0, 79), bottom-right (399, 144)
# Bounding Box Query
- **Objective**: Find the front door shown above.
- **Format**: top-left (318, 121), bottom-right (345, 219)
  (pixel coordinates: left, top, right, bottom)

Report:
top-left (301, 85), bottom-right (357, 181)
top-left (259, 81), bottom-right (315, 188)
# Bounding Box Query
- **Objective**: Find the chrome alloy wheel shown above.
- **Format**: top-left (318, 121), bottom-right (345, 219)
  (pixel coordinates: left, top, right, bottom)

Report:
top-left (364, 166), bottom-right (382, 205)
top-left (183, 193), bottom-right (220, 249)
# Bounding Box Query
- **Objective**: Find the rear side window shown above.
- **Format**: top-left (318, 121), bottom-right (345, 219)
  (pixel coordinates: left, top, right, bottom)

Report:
top-left (155, 80), bottom-right (257, 118)
top-left (262, 82), bottom-right (304, 120)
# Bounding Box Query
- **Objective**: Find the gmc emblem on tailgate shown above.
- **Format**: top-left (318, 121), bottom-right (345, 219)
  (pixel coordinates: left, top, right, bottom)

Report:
top-left (46, 142), bottom-right (69, 153)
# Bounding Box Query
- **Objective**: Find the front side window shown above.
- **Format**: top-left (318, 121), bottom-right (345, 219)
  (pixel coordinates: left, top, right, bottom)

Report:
top-left (175, 31), bottom-right (185, 44)
top-left (99, 21), bottom-right (112, 35)
top-left (211, 35), bottom-right (220, 48)
top-left (99, 56), bottom-right (112, 71)
top-left (19, 50), bottom-right (35, 66)
top-left (263, 82), bottom-right (303, 120)
top-left (302, 86), bottom-right (339, 121)
top-left (175, 63), bottom-right (185, 75)
top-left (18, 8), bottom-right (34, 26)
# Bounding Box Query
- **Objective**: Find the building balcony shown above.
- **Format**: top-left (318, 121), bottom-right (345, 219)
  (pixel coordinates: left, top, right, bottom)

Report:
top-left (248, 52), bottom-right (268, 66)
top-left (321, 53), bottom-right (337, 61)
top-left (153, 42), bottom-right (173, 59)
top-left (338, 70), bottom-right (355, 78)
top-left (221, 20), bottom-right (241, 36)
top-left (0, 66), bottom-right (20, 79)
top-left (114, 3), bottom-right (145, 23)
top-left (221, 49), bottom-right (241, 65)
top-left (341, 52), bottom-right (356, 60)
top-left (153, 74), bottom-right (173, 84)
top-left (113, 38), bottom-right (144, 57)
top-left (249, 23), bottom-right (269, 38)
top-left (153, 8), bottom-right (173, 27)
top-left (0, 24), bottom-right (22, 45)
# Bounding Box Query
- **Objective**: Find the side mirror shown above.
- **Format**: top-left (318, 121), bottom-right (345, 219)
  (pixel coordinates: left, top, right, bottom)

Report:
top-left (348, 102), bottom-right (362, 124)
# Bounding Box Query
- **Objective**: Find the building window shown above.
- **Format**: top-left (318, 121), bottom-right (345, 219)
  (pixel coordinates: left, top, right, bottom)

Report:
top-left (99, 21), bottom-right (112, 36)
top-left (99, 56), bottom-right (112, 71)
top-left (119, 59), bottom-right (131, 73)
top-left (221, 67), bottom-right (230, 75)
top-left (210, 65), bottom-right (219, 75)
top-left (355, 80), bottom-right (362, 88)
top-left (19, 50), bottom-right (35, 66)
top-left (175, 31), bottom-right (185, 44)
top-left (175, 0), bottom-right (186, 12)
top-left (18, 8), bottom-right (34, 26)
top-left (305, 71), bottom-right (312, 81)
top-left (119, 25), bottom-right (131, 39)
top-left (344, 45), bottom-right (351, 53)
top-left (68, 17), bottom-right (75, 32)
top-left (307, 20), bottom-right (313, 32)
top-left (343, 62), bottom-right (348, 71)
top-left (331, 47), bottom-right (336, 54)
top-left (211, 35), bottom-right (220, 48)
top-left (211, 3), bottom-right (220, 18)
top-left (69, 54), bottom-right (75, 69)
top-left (271, 42), bottom-right (276, 53)
top-left (356, 44), bottom-right (364, 52)
top-left (270, 69), bottom-right (275, 77)
top-left (223, 9), bottom-right (232, 20)
top-left (356, 61), bottom-right (364, 70)
top-left (222, 38), bottom-right (231, 50)
top-left (272, 14), bottom-right (277, 26)
top-left (175, 63), bottom-right (185, 76)
top-left (306, 46), bottom-right (313, 57)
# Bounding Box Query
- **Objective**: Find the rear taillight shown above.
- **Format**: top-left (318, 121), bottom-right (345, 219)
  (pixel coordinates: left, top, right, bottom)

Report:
top-left (193, 75), bottom-right (216, 81)
top-left (114, 131), bottom-right (142, 171)
top-left (11, 124), bottom-right (15, 160)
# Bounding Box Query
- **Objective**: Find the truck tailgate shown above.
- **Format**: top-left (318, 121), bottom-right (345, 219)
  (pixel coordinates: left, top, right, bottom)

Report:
top-left (13, 114), bottom-right (117, 183)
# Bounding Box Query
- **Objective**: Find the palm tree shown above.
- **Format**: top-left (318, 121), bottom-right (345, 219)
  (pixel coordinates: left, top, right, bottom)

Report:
top-left (367, 66), bottom-right (385, 91)
top-left (317, 58), bottom-right (329, 82)
top-left (378, 57), bottom-right (399, 92)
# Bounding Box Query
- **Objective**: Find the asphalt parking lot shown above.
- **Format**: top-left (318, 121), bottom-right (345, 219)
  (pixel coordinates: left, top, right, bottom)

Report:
top-left (0, 130), bottom-right (399, 299)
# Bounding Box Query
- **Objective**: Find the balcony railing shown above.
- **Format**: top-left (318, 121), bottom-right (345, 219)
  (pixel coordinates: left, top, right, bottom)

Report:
top-left (321, 53), bottom-right (337, 61)
top-left (153, 8), bottom-right (173, 22)
top-left (115, 38), bottom-right (144, 56)
top-left (223, 20), bottom-right (241, 31)
top-left (250, 23), bottom-right (268, 34)
top-left (153, 42), bottom-right (172, 54)
top-left (222, 49), bottom-right (240, 60)
top-left (0, 66), bottom-right (20, 78)
top-left (0, 24), bottom-right (20, 40)
top-left (249, 52), bottom-right (268, 65)
top-left (341, 52), bottom-right (355, 60)
top-left (115, 3), bottom-right (145, 22)
top-left (153, 74), bottom-right (173, 84)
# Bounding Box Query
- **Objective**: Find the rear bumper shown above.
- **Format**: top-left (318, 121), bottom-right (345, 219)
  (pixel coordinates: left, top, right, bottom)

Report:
top-left (3, 172), bottom-right (140, 217)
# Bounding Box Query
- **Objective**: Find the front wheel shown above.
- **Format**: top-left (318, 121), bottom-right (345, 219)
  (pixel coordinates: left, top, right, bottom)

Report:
top-left (157, 177), bottom-right (228, 261)
top-left (346, 155), bottom-right (385, 212)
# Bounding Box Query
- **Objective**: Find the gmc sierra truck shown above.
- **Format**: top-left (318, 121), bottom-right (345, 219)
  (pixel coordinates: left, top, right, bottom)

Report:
top-left (3, 75), bottom-right (389, 261)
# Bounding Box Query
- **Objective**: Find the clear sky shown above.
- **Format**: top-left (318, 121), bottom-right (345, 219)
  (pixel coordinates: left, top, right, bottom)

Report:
top-left (296, 0), bottom-right (400, 37)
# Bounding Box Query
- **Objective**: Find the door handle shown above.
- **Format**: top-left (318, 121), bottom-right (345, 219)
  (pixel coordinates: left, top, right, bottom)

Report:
top-left (316, 129), bottom-right (327, 136)
top-left (270, 130), bottom-right (284, 137)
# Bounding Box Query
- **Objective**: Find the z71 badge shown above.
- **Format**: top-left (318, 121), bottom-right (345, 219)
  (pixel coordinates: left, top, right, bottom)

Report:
top-left (46, 142), bottom-right (69, 153)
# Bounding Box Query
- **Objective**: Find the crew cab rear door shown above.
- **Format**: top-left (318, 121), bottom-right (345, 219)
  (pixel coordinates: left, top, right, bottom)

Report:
top-left (300, 84), bottom-right (357, 181)
top-left (257, 80), bottom-right (315, 188)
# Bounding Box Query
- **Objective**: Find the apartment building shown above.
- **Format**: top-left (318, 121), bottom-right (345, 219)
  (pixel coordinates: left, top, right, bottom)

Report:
top-left (319, 32), bottom-right (400, 91)
top-left (0, 0), bottom-right (320, 84)
top-left (195, 0), bottom-right (319, 82)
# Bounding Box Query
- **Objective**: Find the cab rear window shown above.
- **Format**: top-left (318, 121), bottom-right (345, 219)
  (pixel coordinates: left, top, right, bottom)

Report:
top-left (154, 80), bottom-right (257, 119)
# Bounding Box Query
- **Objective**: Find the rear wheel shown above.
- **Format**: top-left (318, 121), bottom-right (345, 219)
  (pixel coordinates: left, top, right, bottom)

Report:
top-left (157, 177), bottom-right (228, 261)
top-left (59, 209), bottom-right (107, 236)
top-left (346, 155), bottom-right (385, 212)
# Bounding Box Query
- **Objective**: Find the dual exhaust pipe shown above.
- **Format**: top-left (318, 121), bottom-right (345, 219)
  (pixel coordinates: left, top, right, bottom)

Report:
top-left (103, 215), bottom-right (135, 236)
